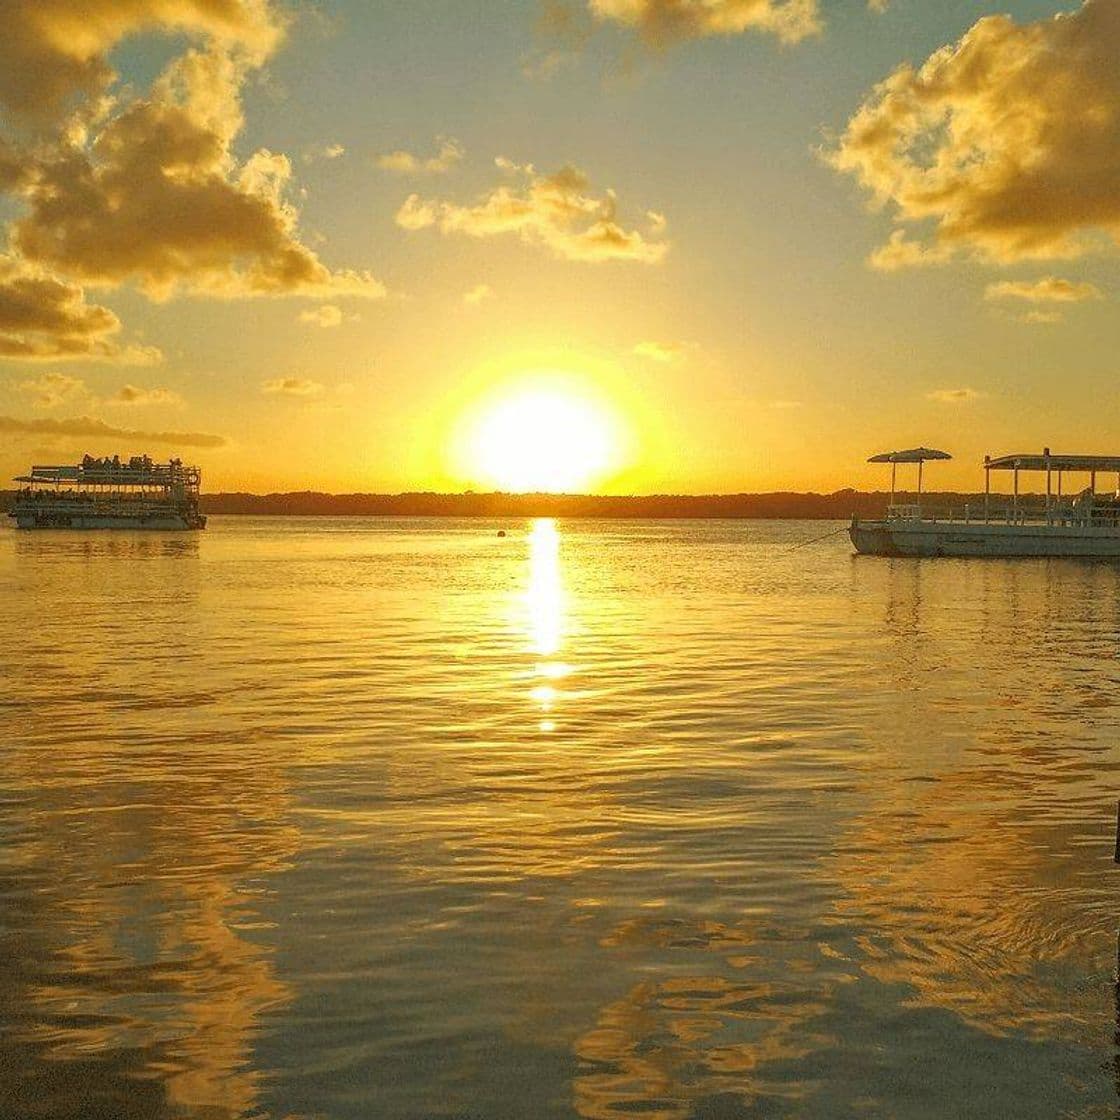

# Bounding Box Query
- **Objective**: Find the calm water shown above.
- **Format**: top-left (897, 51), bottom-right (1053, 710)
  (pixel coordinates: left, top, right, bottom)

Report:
top-left (3, 516), bottom-right (1120, 1120)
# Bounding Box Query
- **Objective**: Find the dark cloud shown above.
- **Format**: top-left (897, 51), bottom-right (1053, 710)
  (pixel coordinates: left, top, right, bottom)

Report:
top-left (0, 414), bottom-right (226, 447)
top-left (0, 255), bottom-right (160, 362)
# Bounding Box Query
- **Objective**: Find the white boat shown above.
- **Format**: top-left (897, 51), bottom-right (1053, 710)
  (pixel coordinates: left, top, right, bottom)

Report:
top-left (849, 447), bottom-right (1120, 557)
top-left (9, 454), bottom-right (206, 530)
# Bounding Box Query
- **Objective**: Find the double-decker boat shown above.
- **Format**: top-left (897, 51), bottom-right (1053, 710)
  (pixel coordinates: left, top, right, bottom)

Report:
top-left (9, 454), bottom-right (206, 530)
top-left (850, 447), bottom-right (1120, 557)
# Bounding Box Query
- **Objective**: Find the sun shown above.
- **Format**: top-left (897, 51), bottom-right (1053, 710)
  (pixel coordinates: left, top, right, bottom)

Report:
top-left (461, 377), bottom-right (622, 493)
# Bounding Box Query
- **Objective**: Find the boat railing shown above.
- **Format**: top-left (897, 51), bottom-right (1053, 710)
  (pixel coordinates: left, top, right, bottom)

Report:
top-left (886, 500), bottom-right (1120, 528)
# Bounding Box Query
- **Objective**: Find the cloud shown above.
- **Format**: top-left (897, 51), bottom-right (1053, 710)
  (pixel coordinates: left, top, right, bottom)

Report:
top-left (298, 304), bottom-right (344, 328)
top-left (0, 254), bottom-right (162, 363)
top-left (984, 277), bottom-right (1104, 304)
top-left (0, 413), bottom-right (225, 447)
top-left (926, 387), bottom-right (983, 404)
top-left (5, 47), bottom-right (386, 301)
top-left (828, 0), bottom-right (1120, 266)
top-left (867, 230), bottom-right (951, 272)
top-left (585, 0), bottom-right (822, 45)
top-left (17, 372), bottom-right (88, 408)
top-left (377, 137), bottom-right (464, 175)
top-left (632, 340), bottom-right (687, 363)
top-left (462, 284), bottom-right (494, 307)
top-left (397, 160), bottom-right (668, 264)
top-left (261, 376), bottom-right (324, 396)
top-left (303, 142), bottom-right (345, 163)
top-left (110, 384), bottom-right (184, 406)
top-left (0, 0), bottom-right (284, 128)
top-left (1022, 310), bottom-right (1063, 326)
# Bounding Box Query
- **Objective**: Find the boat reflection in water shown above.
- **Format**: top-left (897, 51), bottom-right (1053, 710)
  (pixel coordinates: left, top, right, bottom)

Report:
top-left (2, 730), bottom-right (297, 1117)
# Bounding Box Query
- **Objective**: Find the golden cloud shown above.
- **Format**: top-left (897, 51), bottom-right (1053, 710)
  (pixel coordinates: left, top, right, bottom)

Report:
top-left (1023, 310), bottom-right (1064, 326)
top-left (867, 230), bottom-right (952, 272)
top-left (298, 304), bottom-right (344, 328)
top-left (632, 340), bottom-right (687, 363)
top-left (303, 142), bottom-right (346, 163)
top-left (397, 160), bottom-right (668, 264)
top-left (586, 0), bottom-right (822, 45)
top-left (926, 387), bottom-right (983, 404)
top-left (17, 372), bottom-right (88, 408)
top-left (829, 0), bottom-right (1120, 265)
top-left (0, 254), bottom-right (161, 363)
top-left (0, 0), bottom-right (283, 127)
top-left (377, 138), bottom-right (464, 175)
top-left (462, 284), bottom-right (494, 307)
top-left (984, 277), bottom-right (1104, 304)
top-left (261, 376), bottom-right (324, 396)
top-left (7, 47), bottom-right (385, 301)
top-left (111, 384), bottom-right (184, 406)
top-left (0, 413), bottom-right (225, 447)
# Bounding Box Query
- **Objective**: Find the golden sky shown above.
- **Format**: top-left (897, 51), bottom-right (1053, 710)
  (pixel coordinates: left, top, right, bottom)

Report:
top-left (0, 0), bottom-right (1118, 493)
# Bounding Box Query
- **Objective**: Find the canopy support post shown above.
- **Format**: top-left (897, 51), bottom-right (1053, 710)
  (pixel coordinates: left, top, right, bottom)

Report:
top-left (984, 463), bottom-right (990, 523)
top-left (891, 461), bottom-right (896, 505)
top-left (917, 460), bottom-right (923, 514)
top-left (1013, 467), bottom-right (1019, 523)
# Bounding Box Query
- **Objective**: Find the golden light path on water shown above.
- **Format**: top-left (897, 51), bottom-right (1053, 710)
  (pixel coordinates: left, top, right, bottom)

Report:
top-left (3, 518), bottom-right (1120, 1119)
top-left (527, 518), bottom-right (569, 733)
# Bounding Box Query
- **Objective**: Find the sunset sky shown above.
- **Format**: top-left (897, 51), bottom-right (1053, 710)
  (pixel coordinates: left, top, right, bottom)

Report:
top-left (1, 0), bottom-right (1117, 493)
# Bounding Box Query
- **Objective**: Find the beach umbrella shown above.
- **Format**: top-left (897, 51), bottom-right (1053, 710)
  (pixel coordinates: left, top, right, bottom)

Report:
top-left (867, 448), bottom-right (952, 499)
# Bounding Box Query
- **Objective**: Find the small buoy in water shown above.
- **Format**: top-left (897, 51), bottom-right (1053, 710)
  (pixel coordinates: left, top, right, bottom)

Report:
top-left (497, 529), bottom-right (507, 538)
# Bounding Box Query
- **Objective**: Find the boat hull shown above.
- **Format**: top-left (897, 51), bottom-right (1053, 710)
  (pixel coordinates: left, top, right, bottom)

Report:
top-left (850, 518), bottom-right (1120, 558)
top-left (10, 510), bottom-right (205, 530)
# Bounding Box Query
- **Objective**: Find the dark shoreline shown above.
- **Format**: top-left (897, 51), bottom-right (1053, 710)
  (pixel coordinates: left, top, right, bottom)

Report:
top-left (1, 489), bottom-right (990, 519)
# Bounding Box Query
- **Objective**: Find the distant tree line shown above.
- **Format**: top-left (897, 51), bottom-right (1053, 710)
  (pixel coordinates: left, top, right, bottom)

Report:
top-left (0, 488), bottom-right (1007, 519)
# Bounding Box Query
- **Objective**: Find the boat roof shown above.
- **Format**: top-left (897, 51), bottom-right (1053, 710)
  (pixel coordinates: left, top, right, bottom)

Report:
top-left (985, 453), bottom-right (1120, 472)
top-left (15, 461), bottom-right (197, 484)
top-left (868, 447), bottom-right (952, 464)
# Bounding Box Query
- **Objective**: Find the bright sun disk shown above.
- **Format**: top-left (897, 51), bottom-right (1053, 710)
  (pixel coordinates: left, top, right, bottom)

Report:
top-left (467, 385), bottom-right (617, 493)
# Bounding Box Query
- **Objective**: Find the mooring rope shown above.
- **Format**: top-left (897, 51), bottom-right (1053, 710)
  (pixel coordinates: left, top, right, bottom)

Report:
top-left (785, 524), bottom-right (851, 551)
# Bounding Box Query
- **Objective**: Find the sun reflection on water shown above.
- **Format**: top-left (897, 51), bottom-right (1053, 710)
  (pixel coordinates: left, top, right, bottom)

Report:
top-left (527, 518), bottom-right (563, 657)
top-left (525, 518), bottom-right (570, 730)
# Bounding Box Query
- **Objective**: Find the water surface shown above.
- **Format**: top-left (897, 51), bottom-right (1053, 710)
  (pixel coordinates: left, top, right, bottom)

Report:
top-left (2, 517), bottom-right (1119, 1119)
